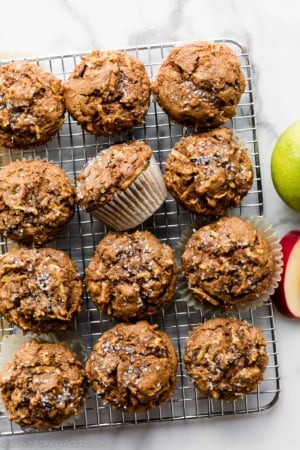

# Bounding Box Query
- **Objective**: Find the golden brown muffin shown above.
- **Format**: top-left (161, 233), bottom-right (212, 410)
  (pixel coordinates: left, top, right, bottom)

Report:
top-left (183, 317), bottom-right (269, 401)
top-left (0, 340), bottom-right (88, 430)
top-left (181, 216), bottom-right (276, 310)
top-left (85, 230), bottom-right (177, 320)
top-left (152, 42), bottom-right (246, 129)
top-left (63, 50), bottom-right (150, 136)
top-left (165, 128), bottom-right (253, 215)
top-left (0, 247), bottom-right (82, 333)
top-left (0, 62), bottom-right (65, 149)
top-left (0, 159), bottom-right (75, 246)
top-left (85, 321), bottom-right (178, 412)
top-left (76, 141), bottom-right (152, 210)
top-left (75, 141), bottom-right (167, 230)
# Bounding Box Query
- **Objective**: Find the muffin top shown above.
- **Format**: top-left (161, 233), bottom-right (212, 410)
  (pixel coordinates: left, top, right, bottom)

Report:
top-left (85, 321), bottom-right (178, 412)
top-left (85, 230), bottom-right (177, 320)
top-left (0, 340), bottom-right (87, 430)
top-left (181, 216), bottom-right (275, 310)
top-left (165, 128), bottom-right (253, 215)
top-left (0, 159), bottom-right (75, 246)
top-left (75, 141), bottom-right (152, 211)
top-left (63, 50), bottom-right (150, 136)
top-left (0, 62), bottom-right (65, 149)
top-left (151, 41), bottom-right (246, 129)
top-left (183, 317), bottom-right (269, 401)
top-left (0, 247), bottom-right (82, 333)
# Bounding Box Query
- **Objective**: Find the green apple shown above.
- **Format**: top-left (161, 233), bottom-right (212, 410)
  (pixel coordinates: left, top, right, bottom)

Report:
top-left (271, 119), bottom-right (300, 212)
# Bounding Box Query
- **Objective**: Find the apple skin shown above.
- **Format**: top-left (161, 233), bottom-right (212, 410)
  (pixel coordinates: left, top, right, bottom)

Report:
top-left (272, 230), bottom-right (300, 318)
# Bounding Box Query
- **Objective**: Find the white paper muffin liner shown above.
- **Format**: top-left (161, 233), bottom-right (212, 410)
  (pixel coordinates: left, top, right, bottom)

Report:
top-left (174, 215), bottom-right (283, 316)
top-left (91, 155), bottom-right (167, 230)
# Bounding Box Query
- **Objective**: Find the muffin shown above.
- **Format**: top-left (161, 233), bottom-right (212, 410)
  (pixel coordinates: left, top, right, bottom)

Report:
top-left (152, 41), bottom-right (246, 129)
top-left (0, 340), bottom-right (88, 430)
top-left (181, 216), bottom-right (277, 311)
top-left (75, 141), bottom-right (167, 230)
top-left (0, 247), bottom-right (82, 334)
top-left (0, 61), bottom-right (65, 149)
top-left (165, 128), bottom-right (253, 215)
top-left (0, 159), bottom-right (75, 246)
top-left (85, 230), bottom-right (177, 320)
top-left (85, 321), bottom-right (178, 412)
top-left (183, 317), bottom-right (269, 401)
top-left (63, 49), bottom-right (150, 136)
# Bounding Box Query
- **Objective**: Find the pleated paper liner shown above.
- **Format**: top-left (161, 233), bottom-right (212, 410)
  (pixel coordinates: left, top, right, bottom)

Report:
top-left (175, 215), bottom-right (283, 316)
top-left (91, 155), bottom-right (167, 230)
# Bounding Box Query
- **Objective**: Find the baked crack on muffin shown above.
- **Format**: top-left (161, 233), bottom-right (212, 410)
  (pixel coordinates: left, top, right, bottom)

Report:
top-left (152, 41), bottom-right (246, 129)
top-left (63, 49), bottom-right (150, 136)
top-left (85, 230), bottom-right (177, 320)
top-left (0, 62), bottom-right (65, 149)
top-left (0, 340), bottom-right (88, 430)
top-left (183, 317), bottom-right (269, 401)
top-left (0, 159), bottom-right (75, 246)
top-left (0, 247), bottom-right (82, 334)
top-left (181, 216), bottom-right (276, 310)
top-left (85, 321), bottom-right (178, 412)
top-left (165, 128), bottom-right (253, 215)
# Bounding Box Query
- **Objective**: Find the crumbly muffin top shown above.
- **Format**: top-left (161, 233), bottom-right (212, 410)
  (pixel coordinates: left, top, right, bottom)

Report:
top-left (85, 321), bottom-right (178, 412)
top-left (184, 317), bottom-right (269, 400)
top-left (0, 247), bottom-right (82, 333)
top-left (85, 230), bottom-right (177, 320)
top-left (181, 216), bottom-right (275, 309)
top-left (76, 141), bottom-right (152, 210)
top-left (165, 128), bottom-right (253, 215)
top-left (63, 50), bottom-right (150, 136)
top-left (0, 62), bottom-right (65, 149)
top-left (151, 41), bottom-right (246, 129)
top-left (0, 340), bottom-right (87, 430)
top-left (0, 159), bottom-right (75, 246)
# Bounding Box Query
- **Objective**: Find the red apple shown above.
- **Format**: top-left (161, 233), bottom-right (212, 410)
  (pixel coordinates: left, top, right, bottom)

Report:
top-left (272, 230), bottom-right (300, 318)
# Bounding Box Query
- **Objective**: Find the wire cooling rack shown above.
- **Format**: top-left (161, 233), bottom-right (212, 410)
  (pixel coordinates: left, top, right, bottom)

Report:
top-left (0, 39), bottom-right (280, 437)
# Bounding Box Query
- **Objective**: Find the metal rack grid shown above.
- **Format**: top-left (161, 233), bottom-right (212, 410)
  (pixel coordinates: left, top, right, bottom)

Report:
top-left (0, 39), bottom-right (280, 437)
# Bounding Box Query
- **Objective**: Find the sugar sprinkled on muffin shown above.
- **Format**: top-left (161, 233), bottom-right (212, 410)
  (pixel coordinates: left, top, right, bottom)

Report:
top-left (85, 321), bottom-right (178, 412)
top-left (184, 317), bottom-right (269, 401)
top-left (180, 216), bottom-right (278, 312)
top-left (85, 230), bottom-right (177, 320)
top-left (152, 41), bottom-right (246, 129)
top-left (64, 49), bottom-right (150, 136)
top-left (165, 128), bottom-right (253, 215)
top-left (0, 62), bottom-right (65, 149)
top-left (0, 340), bottom-right (88, 430)
top-left (0, 247), bottom-right (82, 334)
top-left (0, 159), bottom-right (75, 246)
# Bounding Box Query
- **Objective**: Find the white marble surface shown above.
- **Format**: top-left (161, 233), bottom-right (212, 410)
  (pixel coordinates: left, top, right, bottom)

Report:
top-left (1, 0), bottom-right (300, 449)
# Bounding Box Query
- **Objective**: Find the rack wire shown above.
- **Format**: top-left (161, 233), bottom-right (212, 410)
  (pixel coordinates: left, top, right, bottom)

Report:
top-left (0, 39), bottom-right (280, 437)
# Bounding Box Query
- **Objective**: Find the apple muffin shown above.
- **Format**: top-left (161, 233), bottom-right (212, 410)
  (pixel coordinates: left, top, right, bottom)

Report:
top-left (75, 141), bottom-right (166, 230)
top-left (0, 159), bottom-right (75, 246)
top-left (165, 128), bottom-right (253, 215)
top-left (0, 247), bottom-right (82, 334)
top-left (184, 317), bottom-right (269, 401)
top-left (0, 340), bottom-right (88, 430)
top-left (152, 41), bottom-right (246, 129)
top-left (85, 230), bottom-right (177, 320)
top-left (0, 61), bottom-right (65, 149)
top-left (63, 49), bottom-right (150, 136)
top-left (181, 216), bottom-right (276, 311)
top-left (85, 321), bottom-right (178, 412)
